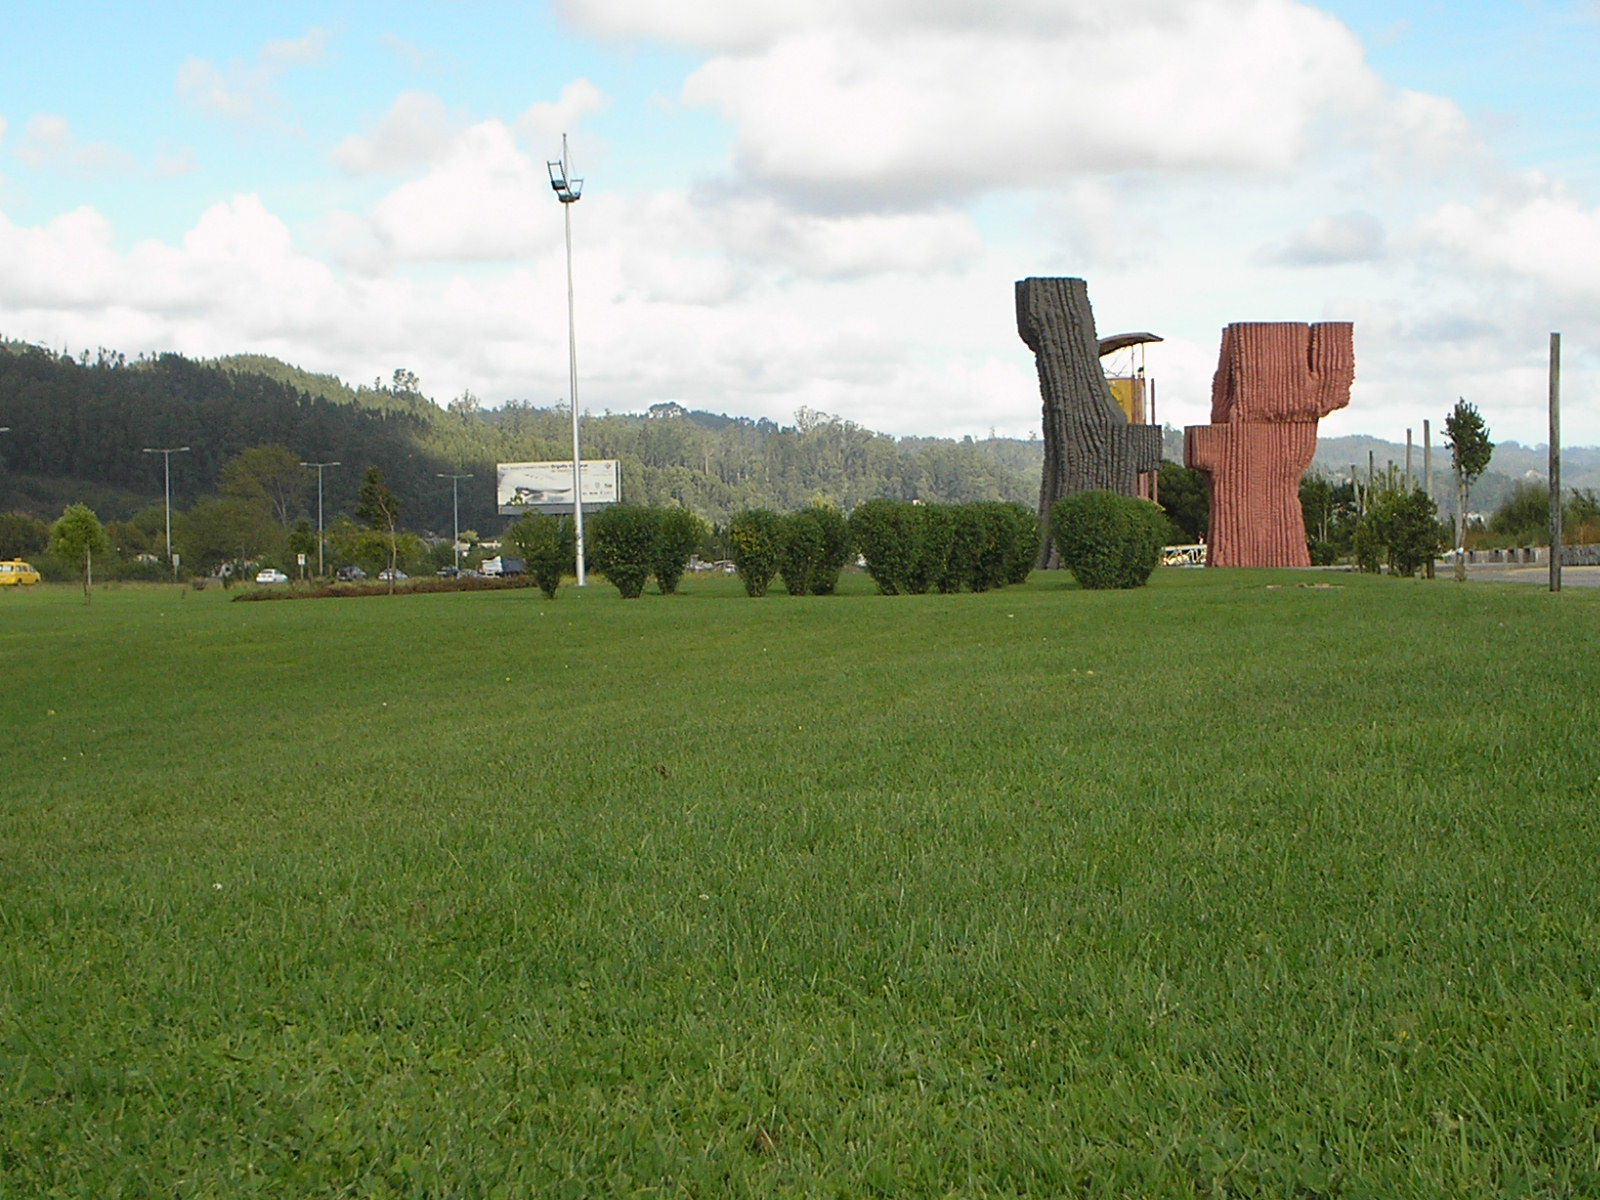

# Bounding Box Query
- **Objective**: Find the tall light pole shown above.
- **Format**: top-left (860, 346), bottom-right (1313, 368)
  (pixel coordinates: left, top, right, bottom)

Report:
top-left (141, 445), bottom-right (190, 578)
top-left (548, 133), bottom-right (587, 585)
top-left (437, 472), bottom-right (473, 570)
top-left (300, 460), bottom-right (340, 576)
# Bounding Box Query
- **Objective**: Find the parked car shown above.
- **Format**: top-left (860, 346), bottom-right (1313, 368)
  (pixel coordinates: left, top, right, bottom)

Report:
top-left (254, 568), bottom-right (290, 585)
top-left (335, 565), bottom-right (366, 581)
top-left (436, 565), bottom-right (459, 578)
top-left (0, 559), bottom-right (42, 587)
top-left (377, 568), bottom-right (408, 582)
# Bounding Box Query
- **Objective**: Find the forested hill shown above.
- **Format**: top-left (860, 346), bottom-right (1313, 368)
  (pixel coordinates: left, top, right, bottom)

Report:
top-left (3, 339), bottom-right (1576, 534)
top-left (0, 342), bottom-right (1039, 533)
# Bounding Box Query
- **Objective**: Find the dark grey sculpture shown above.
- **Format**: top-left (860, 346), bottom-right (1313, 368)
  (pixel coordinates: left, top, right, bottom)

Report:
top-left (1017, 277), bottom-right (1162, 566)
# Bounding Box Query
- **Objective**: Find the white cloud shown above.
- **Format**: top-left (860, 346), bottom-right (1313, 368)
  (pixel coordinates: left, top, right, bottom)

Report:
top-left (176, 28), bottom-right (330, 125)
top-left (260, 29), bottom-right (330, 70)
top-left (357, 121), bottom-right (551, 264)
top-left (712, 198), bottom-right (983, 279)
top-left (378, 33), bottom-right (441, 72)
top-left (517, 79), bottom-right (608, 141)
top-left (1269, 211), bottom-right (1386, 265)
top-left (154, 143), bottom-right (196, 178)
top-left (1369, 88), bottom-right (1482, 170)
top-left (566, 0), bottom-right (1470, 212)
top-left (332, 92), bottom-right (457, 175)
top-left (1414, 174), bottom-right (1600, 299)
top-left (14, 115), bottom-right (136, 174)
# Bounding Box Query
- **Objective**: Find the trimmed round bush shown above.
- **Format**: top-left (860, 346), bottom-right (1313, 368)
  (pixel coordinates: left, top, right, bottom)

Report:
top-left (807, 505), bottom-right (851, 595)
top-left (849, 499), bottom-right (915, 595)
top-left (1050, 490), bottom-right (1167, 589)
top-left (652, 507), bottom-right (704, 595)
top-left (938, 504), bottom-right (982, 593)
top-left (968, 502), bottom-right (1015, 592)
top-left (778, 509), bottom-right (825, 596)
top-left (506, 512), bottom-right (574, 599)
top-left (903, 504), bottom-right (952, 595)
top-left (1001, 502), bottom-right (1041, 585)
top-left (729, 508), bottom-right (783, 597)
top-left (588, 504), bottom-right (657, 598)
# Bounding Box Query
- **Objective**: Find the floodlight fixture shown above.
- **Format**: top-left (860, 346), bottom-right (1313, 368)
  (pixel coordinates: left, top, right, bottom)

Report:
top-left (547, 135), bottom-right (583, 204)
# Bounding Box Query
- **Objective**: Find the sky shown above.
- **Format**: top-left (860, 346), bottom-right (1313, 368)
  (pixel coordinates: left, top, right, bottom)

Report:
top-left (2, 0), bottom-right (1599, 445)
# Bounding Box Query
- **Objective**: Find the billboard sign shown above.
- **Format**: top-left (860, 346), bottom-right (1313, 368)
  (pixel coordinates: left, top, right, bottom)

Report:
top-left (497, 460), bottom-right (619, 515)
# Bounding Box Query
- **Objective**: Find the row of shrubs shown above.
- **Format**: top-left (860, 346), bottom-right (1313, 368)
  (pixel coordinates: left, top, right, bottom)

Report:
top-left (504, 490), bottom-right (1168, 600)
top-left (840, 500), bottom-right (1039, 595)
top-left (505, 507), bottom-right (706, 600)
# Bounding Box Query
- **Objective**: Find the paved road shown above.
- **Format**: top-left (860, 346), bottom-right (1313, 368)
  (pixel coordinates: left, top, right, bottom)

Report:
top-left (1462, 564), bottom-right (1600, 588)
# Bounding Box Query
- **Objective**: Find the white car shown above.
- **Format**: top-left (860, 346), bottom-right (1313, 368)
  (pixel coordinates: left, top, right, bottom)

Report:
top-left (255, 568), bottom-right (290, 584)
top-left (378, 568), bottom-right (408, 581)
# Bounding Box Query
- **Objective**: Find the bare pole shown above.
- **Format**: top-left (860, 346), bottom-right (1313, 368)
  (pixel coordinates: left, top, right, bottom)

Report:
top-left (300, 461), bottom-right (340, 575)
top-left (1550, 332), bottom-right (1562, 593)
top-left (1149, 377), bottom-right (1159, 506)
top-left (142, 445), bottom-right (190, 578)
top-left (437, 473), bottom-right (473, 570)
top-left (1405, 428), bottom-right (1413, 490)
top-left (549, 133), bottom-right (587, 585)
top-left (1423, 420), bottom-right (1432, 506)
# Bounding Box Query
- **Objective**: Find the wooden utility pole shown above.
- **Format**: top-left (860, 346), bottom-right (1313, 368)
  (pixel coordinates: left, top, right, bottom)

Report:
top-left (1550, 332), bottom-right (1562, 593)
top-left (1405, 428), bottom-right (1414, 490)
top-left (1423, 420), bottom-right (1432, 505)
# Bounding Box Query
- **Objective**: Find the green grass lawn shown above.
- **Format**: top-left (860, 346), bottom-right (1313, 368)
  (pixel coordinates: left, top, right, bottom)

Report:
top-left (4, 569), bottom-right (1599, 1198)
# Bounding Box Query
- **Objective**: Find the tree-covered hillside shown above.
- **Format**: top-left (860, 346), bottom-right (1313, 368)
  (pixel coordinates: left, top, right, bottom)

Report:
top-left (3, 338), bottom-right (1577, 538)
top-left (0, 341), bottom-right (1039, 534)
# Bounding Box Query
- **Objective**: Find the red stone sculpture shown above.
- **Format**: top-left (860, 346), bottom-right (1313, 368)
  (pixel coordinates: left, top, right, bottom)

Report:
top-left (1184, 322), bottom-right (1354, 567)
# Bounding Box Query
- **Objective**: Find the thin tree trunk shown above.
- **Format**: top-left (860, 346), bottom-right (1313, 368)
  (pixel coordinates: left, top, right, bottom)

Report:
top-left (84, 548), bottom-right (92, 604)
top-left (1454, 469), bottom-right (1466, 583)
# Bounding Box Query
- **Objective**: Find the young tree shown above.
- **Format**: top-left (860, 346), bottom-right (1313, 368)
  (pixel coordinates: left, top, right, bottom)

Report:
top-left (1445, 399), bottom-right (1493, 582)
top-left (1359, 488), bottom-right (1447, 577)
top-left (356, 467), bottom-right (403, 591)
top-left (50, 503), bottom-right (111, 604)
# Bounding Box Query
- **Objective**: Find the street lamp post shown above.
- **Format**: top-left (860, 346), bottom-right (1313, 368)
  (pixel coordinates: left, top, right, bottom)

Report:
top-left (437, 472), bottom-right (473, 570)
top-left (141, 445), bottom-right (190, 578)
top-left (299, 460), bottom-right (340, 576)
top-left (548, 133), bottom-right (587, 585)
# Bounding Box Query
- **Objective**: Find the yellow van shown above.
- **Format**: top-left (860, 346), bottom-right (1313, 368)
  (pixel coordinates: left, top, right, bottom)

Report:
top-left (0, 559), bottom-right (41, 586)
